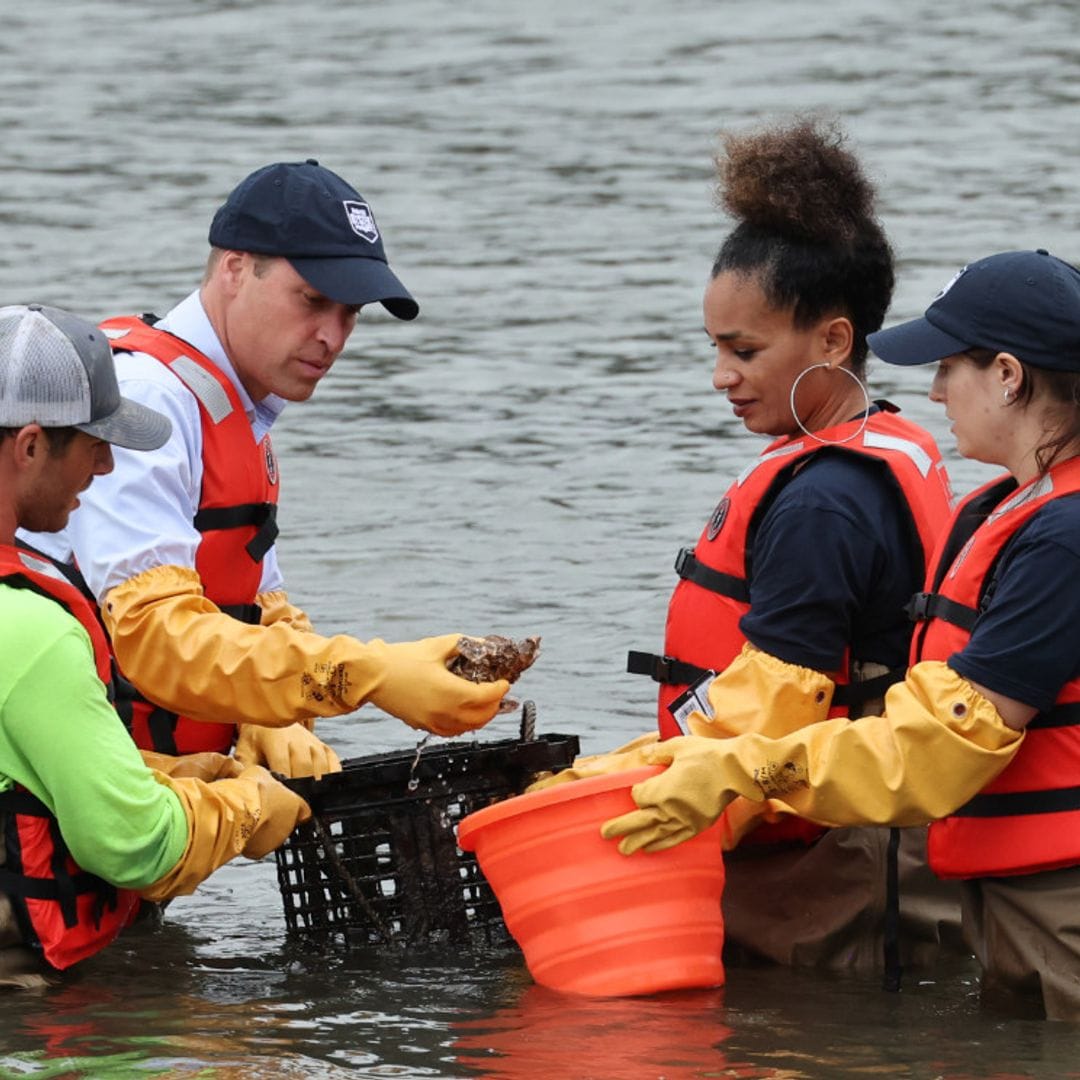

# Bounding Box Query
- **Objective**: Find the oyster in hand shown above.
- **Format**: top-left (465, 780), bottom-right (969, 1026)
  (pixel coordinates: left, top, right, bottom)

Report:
top-left (448, 635), bottom-right (541, 713)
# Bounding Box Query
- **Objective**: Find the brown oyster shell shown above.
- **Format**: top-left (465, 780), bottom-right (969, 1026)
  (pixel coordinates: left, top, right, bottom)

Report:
top-left (448, 635), bottom-right (541, 684)
top-left (448, 635), bottom-right (541, 714)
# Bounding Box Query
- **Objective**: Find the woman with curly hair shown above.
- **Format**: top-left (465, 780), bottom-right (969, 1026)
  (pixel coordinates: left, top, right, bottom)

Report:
top-left (624, 117), bottom-right (960, 975)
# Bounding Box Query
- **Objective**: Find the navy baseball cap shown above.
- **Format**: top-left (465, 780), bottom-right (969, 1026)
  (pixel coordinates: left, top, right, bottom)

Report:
top-left (208, 159), bottom-right (419, 320)
top-left (868, 250), bottom-right (1080, 372)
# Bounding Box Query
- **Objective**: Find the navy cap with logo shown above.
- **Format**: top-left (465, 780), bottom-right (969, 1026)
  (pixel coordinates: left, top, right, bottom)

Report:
top-left (868, 249), bottom-right (1080, 373)
top-left (208, 159), bottom-right (419, 320)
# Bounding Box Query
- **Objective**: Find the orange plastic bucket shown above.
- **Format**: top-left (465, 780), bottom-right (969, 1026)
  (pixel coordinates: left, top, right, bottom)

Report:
top-left (457, 766), bottom-right (725, 997)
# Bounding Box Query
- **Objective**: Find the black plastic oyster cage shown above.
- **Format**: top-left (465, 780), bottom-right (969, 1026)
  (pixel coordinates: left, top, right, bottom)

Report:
top-left (274, 703), bottom-right (578, 949)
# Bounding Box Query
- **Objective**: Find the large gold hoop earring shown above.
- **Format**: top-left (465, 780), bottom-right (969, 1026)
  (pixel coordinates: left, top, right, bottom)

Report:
top-left (789, 363), bottom-right (871, 446)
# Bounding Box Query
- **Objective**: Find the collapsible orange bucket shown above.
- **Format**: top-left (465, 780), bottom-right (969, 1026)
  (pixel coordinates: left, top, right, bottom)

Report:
top-left (457, 766), bottom-right (725, 997)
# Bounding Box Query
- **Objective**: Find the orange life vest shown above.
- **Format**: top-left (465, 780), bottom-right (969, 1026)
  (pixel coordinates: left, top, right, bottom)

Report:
top-left (632, 407), bottom-right (952, 734)
top-left (914, 459), bottom-right (1080, 878)
top-left (0, 545), bottom-right (142, 969)
top-left (628, 407), bottom-right (952, 847)
top-left (100, 316), bottom-right (280, 754)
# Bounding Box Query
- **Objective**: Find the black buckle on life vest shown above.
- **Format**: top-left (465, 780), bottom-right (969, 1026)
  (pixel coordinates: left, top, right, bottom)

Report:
top-left (673, 547), bottom-right (693, 578)
top-left (903, 591), bottom-right (978, 632)
top-left (904, 592), bottom-right (933, 622)
top-left (626, 650), bottom-right (711, 686)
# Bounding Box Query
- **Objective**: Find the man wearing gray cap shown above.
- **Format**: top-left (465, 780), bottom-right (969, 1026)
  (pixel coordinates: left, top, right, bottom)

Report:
top-left (0, 304), bottom-right (309, 987)
top-left (22, 161), bottom-right (509, 779)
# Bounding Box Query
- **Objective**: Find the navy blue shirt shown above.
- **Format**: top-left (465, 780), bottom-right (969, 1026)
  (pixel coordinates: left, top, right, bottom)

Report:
top-left (948, 492), bottom-right (1080, 713)
top-left (739, 449), bottom-right (922, 673)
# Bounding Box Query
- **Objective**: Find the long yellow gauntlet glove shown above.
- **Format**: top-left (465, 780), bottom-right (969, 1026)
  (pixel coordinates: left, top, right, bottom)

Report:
top-left (601, 661), bottom-right (1025, 855)
top-left (140, 765), bottom-right (310, 902)
top-left (103, 565), bottom-right (510, 736)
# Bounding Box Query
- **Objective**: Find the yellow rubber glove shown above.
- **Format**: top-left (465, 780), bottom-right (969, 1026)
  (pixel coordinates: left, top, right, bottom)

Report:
top-left (138, 749), bottom-right (244, 782)
top-left (256, 589), bottom-right (314, 634)
top-left (362, 635), bottom-right (511, 736)
top-left (692, 643), bottom-right (836, 738)
top-left (140, 765), bottom-right (311, 902)
top-left (601, 661), bottom-right (1025, 856)
top-left (528, 645), bottom-right (836, 796)
top-left (102, 565), bottom-right (510, 735)
top-left (233, 722), bottom-right (342, 780)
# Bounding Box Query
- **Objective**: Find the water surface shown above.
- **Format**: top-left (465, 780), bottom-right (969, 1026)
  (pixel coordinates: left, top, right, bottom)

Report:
top-left (3, 1), bottom-right (1080, 1074)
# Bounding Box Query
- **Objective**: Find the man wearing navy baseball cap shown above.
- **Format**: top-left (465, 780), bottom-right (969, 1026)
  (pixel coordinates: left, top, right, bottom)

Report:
top-left (21, 162), bottom-right (509, 791)
top-left (207, 159), bottom-right (418, 320)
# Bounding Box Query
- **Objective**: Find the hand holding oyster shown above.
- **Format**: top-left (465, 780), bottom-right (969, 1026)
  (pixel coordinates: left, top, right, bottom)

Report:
top-left (448, 635), bottom-right (541, 714)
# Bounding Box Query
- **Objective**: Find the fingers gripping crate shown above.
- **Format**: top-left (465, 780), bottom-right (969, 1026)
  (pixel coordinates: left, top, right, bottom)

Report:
top-left (274, 708), bottom-right (579, 949)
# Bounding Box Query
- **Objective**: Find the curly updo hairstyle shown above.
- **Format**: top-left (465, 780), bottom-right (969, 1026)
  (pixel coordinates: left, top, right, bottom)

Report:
top-left (712, 117), bottom-right (894, 377)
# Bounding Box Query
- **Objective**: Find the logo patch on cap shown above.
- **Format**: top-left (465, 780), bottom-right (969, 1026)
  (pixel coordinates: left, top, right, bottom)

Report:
top-left (933, 266), bottom-right (967, 301)
top-left (343, 200), bottom-right (379, 243)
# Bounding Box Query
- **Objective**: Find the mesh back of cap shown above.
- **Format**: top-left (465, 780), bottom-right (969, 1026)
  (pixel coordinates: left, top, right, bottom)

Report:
top-left (0, 307), bottom-right (91, 427)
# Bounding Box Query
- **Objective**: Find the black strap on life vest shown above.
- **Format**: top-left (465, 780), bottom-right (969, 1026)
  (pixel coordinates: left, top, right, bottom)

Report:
top-left (673, 547), bottom-right (751, 604)
top-left (626, 651), bottom-right (710, 686)
top-left (948, 703), bottom-right (1080, 818)
top-left (908, 475), bottom-right (1018, 657)
top-left (0, 791), bottom-right (118, 930)
top-left (833, 668), bottom-right (904, 710)
top-left (903, 591), bottom-right (979, 632)
top-left (193, 502), bottom-right (279, 563)
top-left (626, 649), bottom-right (901, 711)
top-left (952, 784), bottom-right (1080, 818)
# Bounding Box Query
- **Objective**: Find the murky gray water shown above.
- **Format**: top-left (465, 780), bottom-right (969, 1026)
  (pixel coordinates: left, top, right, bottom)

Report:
top-left (3, 0), bottom-right (1080, 1074)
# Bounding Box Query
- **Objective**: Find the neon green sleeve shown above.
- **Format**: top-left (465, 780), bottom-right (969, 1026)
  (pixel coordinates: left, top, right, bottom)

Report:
top-left (0, 586), bottom-right (188, 889)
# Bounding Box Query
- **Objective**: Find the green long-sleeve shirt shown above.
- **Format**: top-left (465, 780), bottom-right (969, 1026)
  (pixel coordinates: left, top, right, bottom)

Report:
top-left (0, 583), bottom-right (187, 889)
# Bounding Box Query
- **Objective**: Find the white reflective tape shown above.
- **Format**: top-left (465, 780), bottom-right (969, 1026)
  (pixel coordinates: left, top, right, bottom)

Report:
top-left (737, 440), bottom-right (806, 486)
top-left (18, 551), bottom-right (68, 584)
top-left (862, 431), bottom-right (933, 477)
top-left (168, 355), bottom-right (233, 424)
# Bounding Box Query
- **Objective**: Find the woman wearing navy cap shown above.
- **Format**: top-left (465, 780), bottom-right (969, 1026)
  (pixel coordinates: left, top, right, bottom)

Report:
top-left (604, 248), bottom-right (1080, 1019)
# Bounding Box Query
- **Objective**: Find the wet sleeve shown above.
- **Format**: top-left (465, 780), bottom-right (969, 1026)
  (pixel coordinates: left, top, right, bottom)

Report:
top-left (0, 617), bottom-right (188, 889)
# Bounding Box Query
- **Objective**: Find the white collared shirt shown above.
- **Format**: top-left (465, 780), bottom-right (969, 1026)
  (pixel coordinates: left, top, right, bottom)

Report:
top-left (21, 291), bottom-right (288, 601)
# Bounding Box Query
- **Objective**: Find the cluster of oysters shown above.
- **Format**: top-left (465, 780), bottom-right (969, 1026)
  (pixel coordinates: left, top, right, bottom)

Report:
top-left (448, 635), bottom-right (541, 713)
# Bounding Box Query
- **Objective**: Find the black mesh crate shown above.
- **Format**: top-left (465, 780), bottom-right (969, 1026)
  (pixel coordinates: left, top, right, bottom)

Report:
top-left (274, 711), bottom-right (579, 949)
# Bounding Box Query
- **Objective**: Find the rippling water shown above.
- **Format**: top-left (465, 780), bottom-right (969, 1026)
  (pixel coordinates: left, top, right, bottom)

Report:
top-left (3, 1), bottom-right (1080, 1075)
